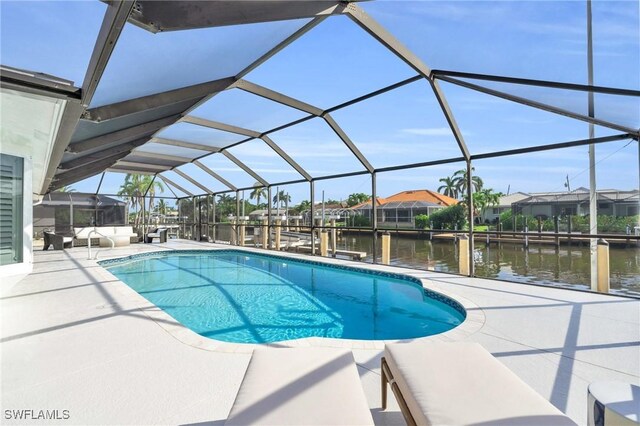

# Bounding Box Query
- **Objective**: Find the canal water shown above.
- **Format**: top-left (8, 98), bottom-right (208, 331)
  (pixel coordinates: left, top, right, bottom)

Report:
top-left (336, 234), bottom-right (640, 297)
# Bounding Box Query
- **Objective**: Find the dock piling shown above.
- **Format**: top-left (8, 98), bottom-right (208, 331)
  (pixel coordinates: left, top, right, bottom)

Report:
top-left (275, 219), bottom-right (281, 251)
top-left (459, 234), bottom-right (470, 276)
top-left (597, 239), bottom-right (610, 293)
top-left (381, 232), bottom-right (391, 265)
top-left (330, 218), bottom-right (337, 257)
top-left (320, 230), bottom-right (328, 257)
top-left (261, 218), bottom-right (268, 249)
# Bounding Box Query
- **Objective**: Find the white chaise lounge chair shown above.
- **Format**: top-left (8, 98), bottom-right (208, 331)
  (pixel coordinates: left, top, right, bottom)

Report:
top-left (226, 347), bottom-right (374, 426)
top-left (382, 341), bottom-right (577, 426)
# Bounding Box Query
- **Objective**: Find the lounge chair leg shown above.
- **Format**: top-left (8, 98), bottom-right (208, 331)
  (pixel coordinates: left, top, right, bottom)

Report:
top-left (381, 357), bottom-right (388, 410)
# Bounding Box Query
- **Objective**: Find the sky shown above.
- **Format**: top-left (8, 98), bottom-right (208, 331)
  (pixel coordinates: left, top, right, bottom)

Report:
top-left (1, 0), bottom-right (638, 205)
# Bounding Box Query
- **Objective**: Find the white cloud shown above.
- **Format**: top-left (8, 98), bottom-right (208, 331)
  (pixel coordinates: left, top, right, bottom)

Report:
top-left (401, 127), bottom-right (452, 136)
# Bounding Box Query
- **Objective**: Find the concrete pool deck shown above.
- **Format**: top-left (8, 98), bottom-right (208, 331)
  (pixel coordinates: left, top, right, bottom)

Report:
top-left (1, 240), bottom-right (638, 425)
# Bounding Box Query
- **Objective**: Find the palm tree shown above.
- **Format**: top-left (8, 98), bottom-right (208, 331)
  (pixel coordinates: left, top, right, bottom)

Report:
top-left (117, 174), bottom-right (163, 228)
top-left (293, 200), bottom-right (311, 214)
top-left (55, 185), bottom-right (76, 193)
top-left (476, 188), bottom-right (503, 218)
top-left (272, 190), bottom-right (291, 208)
top-left (118, 174), bottom-right (142, 226)
top-left (249, 184), bottom-right (266, 208)
top-left (437, 177), bottom-right (458, 198)
top-left (143, 175), bottom-right (163, 215)
top-left (452, 168), bottom-right (483, 197)
top-left (157, 199), bottom-right (167, 215)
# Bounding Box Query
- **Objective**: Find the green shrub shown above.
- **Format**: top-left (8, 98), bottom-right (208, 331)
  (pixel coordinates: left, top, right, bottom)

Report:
top-left (351, 214), bottom-right (371, 227)
top-left (430, 204), bottom-right (467, 230)
top-left (498, 209), bottom-right (638, 234)
top-left (414, 214), bottom-right (430, 229)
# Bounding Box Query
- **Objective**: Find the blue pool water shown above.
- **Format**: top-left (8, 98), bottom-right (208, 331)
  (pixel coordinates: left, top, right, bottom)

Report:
top-left (102, 250), bottom-right (465, 343)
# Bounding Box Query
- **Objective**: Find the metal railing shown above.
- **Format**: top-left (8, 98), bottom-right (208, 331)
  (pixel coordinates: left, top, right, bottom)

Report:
top-left (87, 230), bottom-right (115, 260)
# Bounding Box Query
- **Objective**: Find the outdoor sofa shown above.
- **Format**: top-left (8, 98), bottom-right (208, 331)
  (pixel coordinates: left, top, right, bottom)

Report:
top-left (73, 226), bottom-right (139, 247)
top-left (226, 347), bottom-right (374, 425)
top-left (42, 231), bottom-right (74, 250)
top-left (381, 341), bottom-right (577, 426)
top-left (144, 228), bottom-right (168, 243)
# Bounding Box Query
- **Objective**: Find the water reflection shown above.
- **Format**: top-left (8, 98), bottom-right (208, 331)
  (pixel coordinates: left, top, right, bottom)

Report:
top-left (337, 234), bottom-right (640, 297)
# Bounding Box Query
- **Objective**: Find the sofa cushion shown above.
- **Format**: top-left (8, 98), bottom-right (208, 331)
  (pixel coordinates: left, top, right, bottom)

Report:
top-left (226, 348), bottom-right (374, 426)
top-left (385, 342), bottom-right (576, 426)
top-left (95, 226), bottom-right (114, 236)
top-left (74, 227), bottom-right (95, 239)
top-left (114, 226), bottom-right (136, 236)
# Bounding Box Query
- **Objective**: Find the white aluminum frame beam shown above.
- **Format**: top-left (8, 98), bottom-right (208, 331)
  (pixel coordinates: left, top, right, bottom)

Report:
top-left (132, 151), bottom-right (193, 163)
top-left (52, 152), bottom-right (133, 190)
top-left (234, 79), bottom-right (323, 115)
top-left (158, 174), bottom-right (194, 197)
top-left (261, 135), bottom-right (312, 181)
top-left (107, 167), bottom-right (155, 175)
top-left (82, 1), bottom-right (136, 106)
top-left (152, 137), bottom-right (222, 153)
top-left (116, 160), bottom-right (172, 171)
top-left (181, 115), bottom-right (313, 181)
top-left (223, 81), bottom-right (375, 175)
top-left (344, 3), bottom-right (471, 160)
top-left (439, 75), bottom-right (639, 136)
top-left (84, 77), bottom-right (236, 122)
top-left (193, 160), bottom-right (238, 191)
top-left (181, 116), bottom-right (261, 138)
top-left (322, 113), bottom-right (373, 173)
top-left (222, 151), bottom-right (269, 186)
top-left (174, 168), bottom-right (213, 194)
top-left (68, 114), bottom-right (180, 153)
top-left (58, 135), bottom-right (152, 171)
top-left (127, 1), bottom-right (347, 33)
top-left (43, 1), bottom-right (135, 193)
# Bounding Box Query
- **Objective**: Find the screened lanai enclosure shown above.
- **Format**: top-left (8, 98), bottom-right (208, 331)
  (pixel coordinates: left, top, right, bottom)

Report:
top-left (1, 1), bottom-right (639, 295)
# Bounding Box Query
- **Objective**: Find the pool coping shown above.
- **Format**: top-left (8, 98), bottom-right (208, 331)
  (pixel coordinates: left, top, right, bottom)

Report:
top-left (93, 245), bottom-right (486, 353)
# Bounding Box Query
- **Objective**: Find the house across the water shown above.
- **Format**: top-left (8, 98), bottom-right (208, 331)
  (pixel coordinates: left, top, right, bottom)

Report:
top-left (351, 189), bottom-right (458, 228)
top-left (481, 188), bottom-right (639, 223)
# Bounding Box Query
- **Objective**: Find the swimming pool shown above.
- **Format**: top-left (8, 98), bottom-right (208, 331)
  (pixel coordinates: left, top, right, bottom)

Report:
top-left (101, 250), bottom-right (465, 343)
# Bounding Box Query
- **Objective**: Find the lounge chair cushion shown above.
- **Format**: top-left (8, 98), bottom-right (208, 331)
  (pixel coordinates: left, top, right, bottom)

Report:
top-left (226, 348), bottom-right (374, 426)
top-left (385, 342), bottom-right (576, 426)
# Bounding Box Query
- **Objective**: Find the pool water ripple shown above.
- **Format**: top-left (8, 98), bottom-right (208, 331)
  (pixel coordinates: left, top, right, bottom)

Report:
top-left (102, 250), bottom-right (465, 343)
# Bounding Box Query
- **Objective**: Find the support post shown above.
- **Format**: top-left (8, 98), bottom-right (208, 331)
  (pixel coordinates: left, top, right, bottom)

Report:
top-left (381, 232), bottom-right (391, 265)
top-left (524, 225), bottom-right (529, 248)
top-left (320, 230), bottom-right (328, 257)
top-left (275, 219), bottom-right (282, 251)
top-left (310, 181), bottom-right (316, 255)
top-left (235, 191), bottom-right (241, 245)
top-left (372, 172), bottom-right (377, 264)
top-left (596, 239), bottom-right (610, 293)
top-left (238, 219), bottom-right (245, 247)
top-left (330, 218), bottom-right (337, 257)
top-left (587, 0), bottom-right (598, 292)
top-left (212, 196), bottom-right (217, 241)
top-left (458, 234), bottom-right (470, 276)
top-left (466, 160), bottom-right (475, 276)
top-left (230, 218), bottom-right (237, 245)
top-left (267, 186), bottom-right (272, 250)
top-left (261, 217), bottom-right (268, 249)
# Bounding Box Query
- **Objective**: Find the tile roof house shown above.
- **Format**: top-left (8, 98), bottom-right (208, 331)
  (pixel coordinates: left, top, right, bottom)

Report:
top-left (351, 190), bottom-right (458, 227)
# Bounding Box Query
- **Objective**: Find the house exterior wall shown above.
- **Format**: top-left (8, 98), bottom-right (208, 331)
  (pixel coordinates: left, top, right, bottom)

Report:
top-left (0, 153), bottom-right (33, 277)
